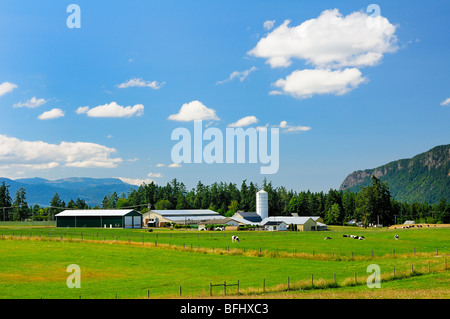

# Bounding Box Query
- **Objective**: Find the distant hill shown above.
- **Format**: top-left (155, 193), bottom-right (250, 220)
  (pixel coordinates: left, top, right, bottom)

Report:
top-left (340, 144), bottom-right (450, 204)
top-left (0, 177), bottom-right (138, 207)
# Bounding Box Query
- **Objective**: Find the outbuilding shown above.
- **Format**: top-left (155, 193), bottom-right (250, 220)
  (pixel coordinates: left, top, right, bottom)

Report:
top-left (55, 209), bottom-right (142, 228)
top-left (260, 216), bottom-right (318, 231)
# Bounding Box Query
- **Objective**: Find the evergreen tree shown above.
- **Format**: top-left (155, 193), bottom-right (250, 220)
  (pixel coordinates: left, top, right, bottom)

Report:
top-left (0, 182), bottom-right (12, 221)
top-left (12, 188), bottom-right (28, 221)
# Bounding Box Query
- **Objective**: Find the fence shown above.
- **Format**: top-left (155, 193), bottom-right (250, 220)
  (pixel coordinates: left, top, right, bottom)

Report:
top-left (209, 281), bottom-right (239, 296)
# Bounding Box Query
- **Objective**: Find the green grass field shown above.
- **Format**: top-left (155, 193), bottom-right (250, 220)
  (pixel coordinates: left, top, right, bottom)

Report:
top-left (0, 223), bottom-right (448, 299)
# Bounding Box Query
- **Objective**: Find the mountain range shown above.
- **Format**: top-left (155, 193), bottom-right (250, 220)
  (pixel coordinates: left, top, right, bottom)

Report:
top-left (340, 144), bottom-right (450, 204)
top-left (0, 177), bottom-right (138, 207)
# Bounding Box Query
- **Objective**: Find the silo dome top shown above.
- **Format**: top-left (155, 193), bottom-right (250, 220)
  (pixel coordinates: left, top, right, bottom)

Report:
top-left (257, 189), bottom-right (267, 193)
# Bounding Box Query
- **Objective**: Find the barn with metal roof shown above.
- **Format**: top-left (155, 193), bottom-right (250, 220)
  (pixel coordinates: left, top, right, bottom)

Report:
top-left (142, 209), bottom-right (226, 227)
top-left (55, 209), bottom-right (142, 228)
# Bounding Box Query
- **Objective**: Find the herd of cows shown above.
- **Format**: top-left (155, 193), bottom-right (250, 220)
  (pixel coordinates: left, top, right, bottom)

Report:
top-left (324, 234), bottom-right (365, 240)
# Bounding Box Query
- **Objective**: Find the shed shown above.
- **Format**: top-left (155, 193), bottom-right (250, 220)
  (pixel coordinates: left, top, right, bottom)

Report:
top-left (55, 209), bottom-right (142, 228)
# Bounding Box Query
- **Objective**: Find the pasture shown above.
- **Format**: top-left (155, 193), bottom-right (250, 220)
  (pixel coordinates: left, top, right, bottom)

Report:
top-left (0, 223), bottom-right (448, 299)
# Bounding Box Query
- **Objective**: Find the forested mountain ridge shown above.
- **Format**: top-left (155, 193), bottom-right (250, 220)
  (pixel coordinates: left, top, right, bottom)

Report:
top-left (340, 144), bottom-right (450, 204)
top-left (0, 177), bottom-right (137, 206)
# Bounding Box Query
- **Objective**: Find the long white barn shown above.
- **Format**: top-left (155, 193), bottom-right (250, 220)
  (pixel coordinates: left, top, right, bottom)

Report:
top-left (142, 209), bottom-right (226, 227)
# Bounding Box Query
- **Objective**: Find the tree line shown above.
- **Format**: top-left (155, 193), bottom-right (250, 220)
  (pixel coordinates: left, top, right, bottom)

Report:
top-left (0, 176), bottom-right (449, 225)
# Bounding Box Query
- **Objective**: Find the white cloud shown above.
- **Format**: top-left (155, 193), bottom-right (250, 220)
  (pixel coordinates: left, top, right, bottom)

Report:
top-left (228, 116), bottom-right (259, 127)
top-left (38, 108), bottom-right (65, 120)
top-left (117, 177), bottom-right (155, 186)
top-left (440, 98), bottom-right (450, 106)
top-left (0, 82), bottom-right (18, 97)
top-left (248, 9), bottom-right (398, 69)
top-left (216, 66), bottom-right (257, 85)
top-left (272, 68), bottom-right (367, 99)
top-left (147, 172), bottom-right (162, 178)
top-left (168, 100), bottom-right (219, 122)
top-left (77, 102), bottom-right (144, 118)
top-left (14, 97), bottom-right (47, 108)
top-left (263, 20), bottom-right (276, 30)
top-left (169, 163), bottom-right (182, 168)
top-left (276, 120), bottom-right (311, 133)
top-left (156, 163), bottom-right (165, 167)
top-left (117, 78), bottom-right (165, 89)
top-left (0, 134), bottom-right (122, 169)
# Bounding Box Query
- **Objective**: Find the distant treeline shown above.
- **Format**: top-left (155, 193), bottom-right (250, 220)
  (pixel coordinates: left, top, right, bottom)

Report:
top-left (1, 176), bottom-right (449, 225)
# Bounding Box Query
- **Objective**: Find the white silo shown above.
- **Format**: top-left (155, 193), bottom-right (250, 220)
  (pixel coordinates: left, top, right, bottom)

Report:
top-left (256, 189), bottom-right (268, 220)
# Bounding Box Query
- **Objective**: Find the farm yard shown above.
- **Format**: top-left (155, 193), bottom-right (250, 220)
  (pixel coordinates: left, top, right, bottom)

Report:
top-left (0, 223), bottom-right (449, 299)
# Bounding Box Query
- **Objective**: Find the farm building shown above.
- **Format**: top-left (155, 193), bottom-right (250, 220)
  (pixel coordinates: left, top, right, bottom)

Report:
top-left (142, 209), bottom-right (226, 227)
top-left (232, 212), bottom-right (262, 224)
top-left (55, 210), bottom-right (142, 228)
top-left (198, 216), bottom-right (256, 230)
top-left (260, 216), bottom-right (318, 231)
top-left (263, 220), bottom-right (288, 231)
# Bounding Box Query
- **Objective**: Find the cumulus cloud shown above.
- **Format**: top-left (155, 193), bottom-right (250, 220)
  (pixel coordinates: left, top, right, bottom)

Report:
top-left (0, 134), bottom-right (122, 170)
top-left (271, 68), bottom-right (367, 99)
top-left (228, 116), bottom-right (259, 127)
top-left (14, 97), bottom-right (47, 108)
top-left (440, 98), bottom-right (450, 106)
top-left (76, 102), bottom-right (144, 118)
top-left (38, 108), bottom-right (65, 120)
top-left (0, 82), bottom-right (18, 97)
top-left (248, 9), bottom-right (398, 69)
top-left (168, 100), bottom-right (219, 122)
top-left (156, 163), bottom-right (165, 167)
top-left (169, 163), bottom-right (182, 168)
top-left (117, 77), bottom-right (165, 89)
top-left (216, 66), bottom-right (257, 85)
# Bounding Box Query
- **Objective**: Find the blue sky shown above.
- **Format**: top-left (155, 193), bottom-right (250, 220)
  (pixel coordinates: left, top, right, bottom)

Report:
top-left (0, 0), bottom-right (449, 192)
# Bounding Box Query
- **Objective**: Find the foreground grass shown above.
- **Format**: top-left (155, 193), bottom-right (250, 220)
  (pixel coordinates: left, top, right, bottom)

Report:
top-left (0, 237), bottom-right (448, 299)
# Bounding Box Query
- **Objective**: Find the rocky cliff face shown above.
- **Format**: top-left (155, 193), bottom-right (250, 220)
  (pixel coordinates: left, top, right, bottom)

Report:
top-left (340, 145), bottom-right (450, 204)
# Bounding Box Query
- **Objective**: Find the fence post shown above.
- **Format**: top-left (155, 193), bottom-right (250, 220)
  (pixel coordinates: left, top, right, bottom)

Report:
top-left (179, 286), bottom-right (182, 296)
top-left (334, 273), bottom-right (336, 285)
top-left (311, 274), bottom-right (313, 287)
top-left (263, 278), bottom-right (265, 293)
top-left (210, 283), bottom-right (212, 296)
top-left (393, 266), bottom-right (395, 277)
top-left (224, 281), bottom-right (226, 296)
top-left (287, 277), bottom-right (290, 290)
top-left (237, 280), bottom-right (239, 294)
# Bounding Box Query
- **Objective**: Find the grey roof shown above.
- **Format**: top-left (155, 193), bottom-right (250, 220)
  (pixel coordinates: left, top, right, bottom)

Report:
top-left (55, 209), bottom-right (139, 217)
top-left (150, 209), bottom-right (225, 223)
top-left (234, 212), bottom-right (262, 223)
top-left (151, 209), bottom-right (220, 216)
top-left (200, 218), bottom-right (236, 225)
